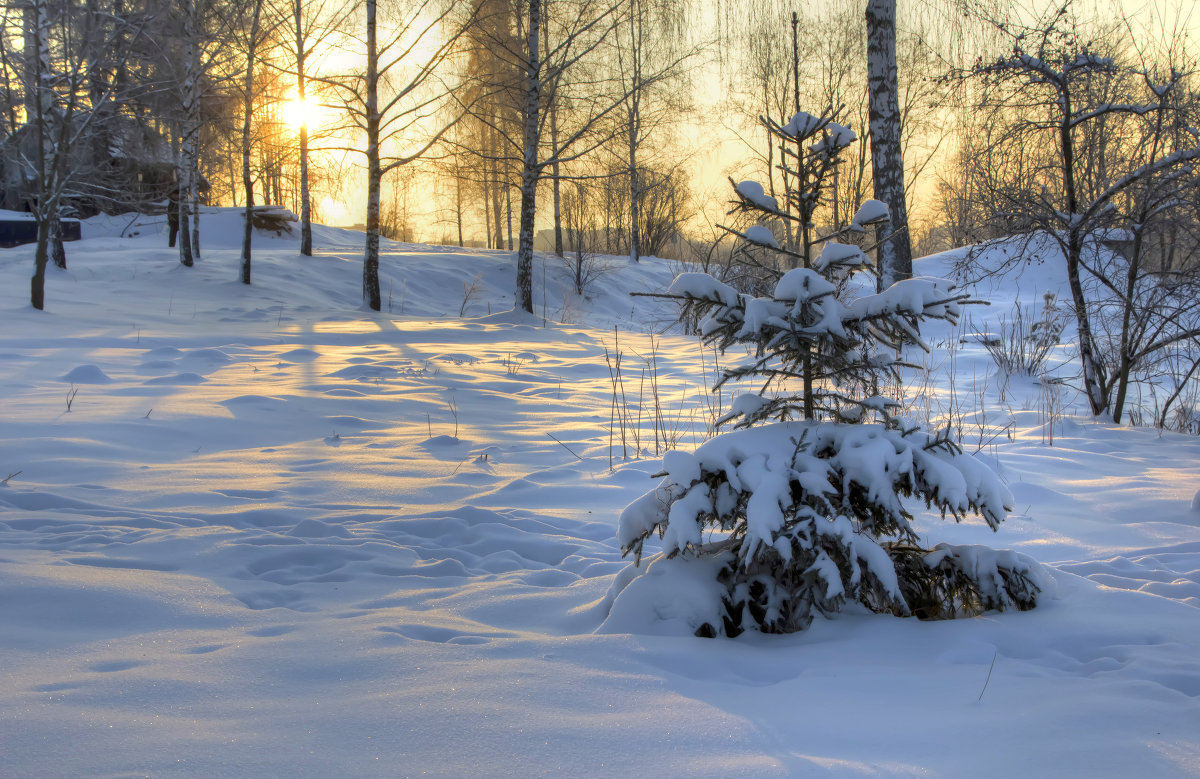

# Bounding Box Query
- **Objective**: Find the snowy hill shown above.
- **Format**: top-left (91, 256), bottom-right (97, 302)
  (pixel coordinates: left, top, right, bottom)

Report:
top-left (1, 213), bottom-right (1199, 777)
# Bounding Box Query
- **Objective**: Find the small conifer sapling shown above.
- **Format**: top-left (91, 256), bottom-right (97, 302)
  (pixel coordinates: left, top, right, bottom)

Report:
top-left (612, 107), bottom-right (1046, 637)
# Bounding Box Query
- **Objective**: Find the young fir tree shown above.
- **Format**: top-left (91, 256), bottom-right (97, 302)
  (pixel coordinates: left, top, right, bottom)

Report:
top-left (617, 108), bottom-right (1044, 637)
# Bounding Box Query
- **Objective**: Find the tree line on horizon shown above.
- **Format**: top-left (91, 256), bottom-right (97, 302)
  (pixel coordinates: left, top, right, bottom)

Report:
top-left (3, 0), bottom-right (1199, 359)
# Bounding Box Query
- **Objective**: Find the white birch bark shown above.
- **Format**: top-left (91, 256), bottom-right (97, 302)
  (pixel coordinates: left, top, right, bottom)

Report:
top-left (865, 0), bottom-right (912, 288)
top-left (28, 0), bottom-right (54, 308)
top-left (177, 0), bottom-right (197, 267)
top-left (240, 0), bottom-right (262, 285)
top-left (626, 0), bottom-right (642, 263)
top-left (295, 0), bottom-right (312, 256)
top-left (362, 0), bottom-right (381, 310)
top-left (515, 0), bottom-right (541, 314)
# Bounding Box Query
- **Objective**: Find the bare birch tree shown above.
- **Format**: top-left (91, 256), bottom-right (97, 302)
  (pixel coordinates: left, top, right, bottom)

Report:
top-left (171, 0), bottom-right (239, 267)
top-left (284, 0), bottom-right (353, 256)
top-left (328, 0), bottom-right (469, 310)
top-left (238, 0), bottom-right (266, 284)
top-left (468, 0), bottom-right (627, 313)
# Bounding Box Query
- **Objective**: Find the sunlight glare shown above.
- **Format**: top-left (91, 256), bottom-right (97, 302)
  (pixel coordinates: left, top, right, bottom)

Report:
top-left (319, 196), bottom-right (350, 226)
top-left (281, 91), bottom-right (325, 133)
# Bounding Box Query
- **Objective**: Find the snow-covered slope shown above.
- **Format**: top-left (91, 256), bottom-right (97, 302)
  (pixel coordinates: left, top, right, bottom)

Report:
top-left (1, 215), bottom-right (1198, 777)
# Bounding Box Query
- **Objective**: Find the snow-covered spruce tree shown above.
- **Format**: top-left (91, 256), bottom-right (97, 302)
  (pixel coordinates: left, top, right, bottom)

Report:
top-left (616, 108), bottom-right (1044, 637)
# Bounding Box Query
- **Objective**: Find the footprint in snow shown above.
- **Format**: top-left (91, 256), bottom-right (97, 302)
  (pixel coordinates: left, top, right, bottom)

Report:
top-left (88, 660), bottom-right (143, 673)
top-left (135, 360), bottom-right (177, 374)
top-left (278, 348), bottom-right (319, 363)
top-left (141, 346), bottom-right (183, 362)
top-left (246, 625), bottom-right (296, 637)
top-left (31, 681), bottom-right (81, 693)
top-left (142, 372), bottom-right (206, 385)
top-left (376, 625), bottom-right (495, 645)
top-left (180, 348), bottom-right (232, 365)
top-left (235, 589), bottom-right (309, 611)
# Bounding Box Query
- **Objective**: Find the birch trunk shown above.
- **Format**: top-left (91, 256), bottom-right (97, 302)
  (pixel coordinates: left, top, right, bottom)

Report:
top-left (177, 0), bottom-right (196, 267)
top-left (177, 156), bottom-right (193, 265)
top-left (552, 107), bottom-right (562, 257)
top-left (31, 217), bottom-right (50, 310)
top-left (50, 211), bottom-right (64, 268)
top-left (491, 126), bottom-right (503, 249)
top-left (187, 0), bottom-right (200, 259)
top-left (515, 0), bottom-right (541, 314)
top-left (625, 0), bottom-right (642, 263)
top-left (483, 157), bottom-right (492, 248)
top-left (241, 0), bottom-right (262, 285)
top-left (30, 25), bottom-right (51, 309)
top-left (188, 130), bottom-right (200, 258)
top-left (628, 114), bottom-right (640, 262)
top-left (28, 0), bottom-right (58, 307)
top-left (865, 0), bottom-right (912, 288)
top-left (295, 0), bottom-right (312, 256)
top-left (362, 0), bottom-right (382, 310)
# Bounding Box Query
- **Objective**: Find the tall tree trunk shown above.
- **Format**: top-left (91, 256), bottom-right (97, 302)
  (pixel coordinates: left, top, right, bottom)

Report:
top-left (177, 149), bottom-right (193, 266)
top-left (543, 10), bottom-right (562, 259)
top-left (1066, 231), bottom-right (1107, 416)
top-left (187, 0), bottom-right (200, 261)
top-left (552, 107), bottom-right (562, 257)
top-left (28, 0), bottom-right (60, 304)
top-left (603, 182), bottom-right (612, 253)
top-left (295, 0), bottom-right (312, 256)
top-left (1110, 226), bottom-right (1144, 424)
top-left (625, 0), bottom-right (643, 262)
top-left (1058, 91), bottom-right (1107, 416)
top-left (178, 0), bottom-right (197, 267)
top-left (491, 127), bottom-right (503, 249)
top-left (50, 211), bottom-right (64, 268)
top-left (30, 0), bottom-right (52, 313)
top-left (188, 130), bottom-right (200, 258)
top-left (455, 169), bottom-right (464, 246)
top-left (86, 0), bottom-right (111, 210)
top-left (865, 0), bottom-right (912, 288)
top-left (362, 0), bottom-right (382, 310)
top-left (241, 0), bottom-right (262, 285)
top-left (50, 114), bottom-right (68, 269)
top-left (515, 0), bottom-right (541, 314)
top-left (483, 159), bottom-right (492, 248)
top-left (21, 0), bottom-right (37, 121)
top-left (31, 217), bottom-right (50, 310)
top-left (628, 113), bottom-right (640, 262)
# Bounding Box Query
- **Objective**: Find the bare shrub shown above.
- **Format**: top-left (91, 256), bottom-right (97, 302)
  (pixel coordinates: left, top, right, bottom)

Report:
top-left (976, 293), bottom-right (1065, 378)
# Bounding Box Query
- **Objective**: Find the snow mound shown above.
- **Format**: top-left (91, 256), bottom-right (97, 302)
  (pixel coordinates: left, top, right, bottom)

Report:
top-left (62, 364), bottom-right (111, 384)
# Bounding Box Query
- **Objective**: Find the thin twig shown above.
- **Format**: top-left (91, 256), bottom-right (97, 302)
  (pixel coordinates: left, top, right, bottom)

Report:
top-left (978, 650), bottom-right (999, 702)
top-left (547, 432), bottom-right (584, 462)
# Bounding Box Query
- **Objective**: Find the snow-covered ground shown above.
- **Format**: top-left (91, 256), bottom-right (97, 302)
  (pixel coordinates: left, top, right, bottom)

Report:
top-left (2, 211), bottom-right (1199, 777)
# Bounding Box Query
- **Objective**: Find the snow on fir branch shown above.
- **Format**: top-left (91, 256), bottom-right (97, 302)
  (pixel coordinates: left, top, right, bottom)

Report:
top-left (610, 104), bottom-right (1044, 637)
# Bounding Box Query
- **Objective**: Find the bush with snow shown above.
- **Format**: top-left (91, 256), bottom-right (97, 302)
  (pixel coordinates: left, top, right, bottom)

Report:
top-left (608, 107), bottom-right (1044, 637)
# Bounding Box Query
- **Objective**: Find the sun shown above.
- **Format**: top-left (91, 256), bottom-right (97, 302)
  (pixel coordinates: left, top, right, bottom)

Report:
top-left (280, 91), bottom-right (326, 133)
